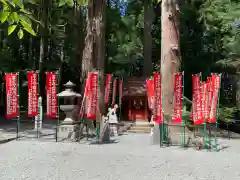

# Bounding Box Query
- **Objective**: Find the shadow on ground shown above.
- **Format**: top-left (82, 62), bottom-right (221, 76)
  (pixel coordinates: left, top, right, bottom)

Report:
top-left (0, 117), bottom-right (58, 141)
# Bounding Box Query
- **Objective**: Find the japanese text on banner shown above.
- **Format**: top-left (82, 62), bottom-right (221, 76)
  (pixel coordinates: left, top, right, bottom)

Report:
top-left (46, 72), bottom-right (58, 118)
top-left (209, 74), bottom-right (221, 123)
top-left (192, 74), bottom-right (204, 125)
top-left (6, 73), bottom-right (19, 118)
top-left (202, 82), bottom-right (208, 121)
top-left (146, 79), bottom-right (154, 110)
top-left (104, 74), bottom-right (112, 104)
top-left (111, 79), bottom-right (117, 107)
top-left (86, 73), bottom-right (98, 120)
top-left (79, 76), bottom-right (90, 118)
top-left (28, 72), bottom-right (38, 117)
top-left (153, 73), bottom-right (163, 124)
top-left (172, 73), bottom-right (183, 124)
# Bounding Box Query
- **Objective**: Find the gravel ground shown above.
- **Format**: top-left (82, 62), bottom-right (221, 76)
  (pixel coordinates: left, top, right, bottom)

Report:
top-left (0, 133), bottom-right (239, 180)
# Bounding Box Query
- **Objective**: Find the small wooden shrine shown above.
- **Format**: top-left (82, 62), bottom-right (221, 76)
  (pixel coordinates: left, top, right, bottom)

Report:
top-left (122, 77), bottom-right (148, 121)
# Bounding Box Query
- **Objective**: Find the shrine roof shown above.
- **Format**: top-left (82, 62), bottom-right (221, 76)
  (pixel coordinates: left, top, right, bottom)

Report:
top-left (123, 77), bottom-right (146, 97)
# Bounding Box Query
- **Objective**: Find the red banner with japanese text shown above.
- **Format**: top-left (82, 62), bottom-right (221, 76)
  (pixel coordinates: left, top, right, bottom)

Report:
top-left (5, 73), bottom-right (19, 118)
top-left (192, 74), bottom-right (204, 125)
top-left (146, 79), bottom-right (154, 110)
top-left (104, 74), bottom-right (112, 104)
top-left (79, 75), bottom-right (90, 118)
top-left (119, 79), bottom-right (123, 106)
top-left (111, 79), bottom-right (117, 107)
top-left (172, 73), bottom-right (183, 124)
top-left (46, 72), bottom-right (58, 118)
top-left (28, 72), bottom-right (38, 117)
top-left (209, 74), bottom-right (221, 123)
top-left (86, 72), bottom-right (98, 120)
top-left (153, 73), bottom-right (163, 124)
top-left (202, 81), bottom-right (208, 121)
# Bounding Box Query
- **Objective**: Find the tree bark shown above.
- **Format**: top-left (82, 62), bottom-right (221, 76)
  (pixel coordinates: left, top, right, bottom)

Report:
top-left (161, 0), bottom-right (180, 118)
top-left (78, 0), bottom-right (106, 136)
top-left (94, 0), bottom-right (106, 116)
top-left (160, 1), bottom-right (205, 148)
top-left (39, 0), bottom-right (49, 99)
top-left (81, 2), bottom-right (95, 81)
top-left (143, 0), bottom-right (154, 76)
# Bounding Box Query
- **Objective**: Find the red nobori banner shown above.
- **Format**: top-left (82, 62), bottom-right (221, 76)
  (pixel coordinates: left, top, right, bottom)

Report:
top-left (104, 74), bottom-right (112, 104)
top-left (111, 79), bottom-right (117, 107)
top-left (209, 74), bottom-right (221, 123)
top-left (79, 76), bottom-right (90, 118)
top-left (201, 81), bottom-right (209, 121)
top-left (28, 72), bottom-right (38, 117)
top-left (206, 77), bottom-right (213, 122)
top-left (172, 73), bottom-right (183, 124)
top-left (153, 73), bottom-right (163, 124)
top-left (46, 72), bottom-right (58, 118)
top-left (119, 79), bottom-right (123, 106)
top-left (192, 74), bottom-right (203, 125)
top-left (146, 79), bottom-right (154, 110)
top-left (5, 73), bottom-right (19, 118)
top-left (86, 72), bottom-right (98, 120)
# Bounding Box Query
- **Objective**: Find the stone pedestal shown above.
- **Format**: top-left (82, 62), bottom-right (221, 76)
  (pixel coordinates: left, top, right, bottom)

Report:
top-left (150, 125), bottom-right (161, 145)
top-left (99, 116), bottom-right (111, 142)
top-left (57, 123), bottom-right (78, 141)
top-left (109, 123), bottom-right (118, 136)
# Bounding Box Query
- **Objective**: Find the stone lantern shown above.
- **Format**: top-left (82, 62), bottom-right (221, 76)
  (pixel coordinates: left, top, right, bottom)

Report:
top-left (57, 81), bottom-right (81, 124)
top-left (57, 81), bottom-right (81, 141)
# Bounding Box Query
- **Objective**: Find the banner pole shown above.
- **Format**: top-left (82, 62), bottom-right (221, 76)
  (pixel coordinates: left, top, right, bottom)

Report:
top-left (57, 70), bottom-right (60, 142)
top-left (161, 72), bottom-right (164, 147)
top-left (118, 78), bottom-right (121, 122)
top-left (214, 73), bottom-right (221, 152)
top-left (37, 71), bottom-right (40, 138)
top-left (17, 72), bottom-right (20, 140)
top-left (204, 76), bottom-right (210, 150)
top-left (181, 71), bottom-right (185, 147)
top-left (96, 71), bottom-right (100, 143)
top-left (200, 72), bottom-right (207, 150)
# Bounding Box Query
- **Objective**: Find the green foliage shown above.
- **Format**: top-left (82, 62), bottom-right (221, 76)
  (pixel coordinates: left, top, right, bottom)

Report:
top-left (7, 24), bottom-right (17, 35)
top-left (0, 0), bottom-right (239, 117)
top-left (199, 0), bottom-right (240, 69)
top-left (0, 0), bottom-right (37, 38)
top-left (0, 0), bottom-right (89, 39)
top-left (219, 106), bottom-right (237, 123)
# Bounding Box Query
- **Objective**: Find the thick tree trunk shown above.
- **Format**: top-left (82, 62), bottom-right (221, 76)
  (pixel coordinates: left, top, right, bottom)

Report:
top-left (39, 0), bottom-right (49, 99)
top-left (143, 0), bottom-right (154, 76)
top-left (159, 0), bottom-right (224, 150)
top-left (78, 1), bottom-right (96, 136)
top-left (94, 0), bottom-right (106, 116)
top-left (76, 6), bottom-right (85, 81)
top-left (161, 0), bottom-right (180, 117)
top-left (81, 3), bottom-right (95, 80)
top-left (78, 0), bottom-right (106, 136)
top-left (160, 0), bottom-right (203, 147)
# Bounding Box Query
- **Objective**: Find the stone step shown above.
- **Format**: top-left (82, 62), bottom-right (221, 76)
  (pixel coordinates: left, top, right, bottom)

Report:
top-left (127, 129), bottom-right (151, 133)
top-left (130, 126), bottom-right (152, 131)
top-left (134, 122), bottom-right (154, 127)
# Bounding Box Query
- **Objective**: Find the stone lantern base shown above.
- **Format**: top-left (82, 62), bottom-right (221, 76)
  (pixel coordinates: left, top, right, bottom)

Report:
top-left (56, 108), bottom-right (80, 141)
top-left (57, 122), bottom-right (80, 141)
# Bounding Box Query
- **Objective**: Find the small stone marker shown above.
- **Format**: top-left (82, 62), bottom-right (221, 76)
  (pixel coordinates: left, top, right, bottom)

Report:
top-left (99, 116), bottom-right (111, 142)
top-left (107, 105), bottom-right (119, 136)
